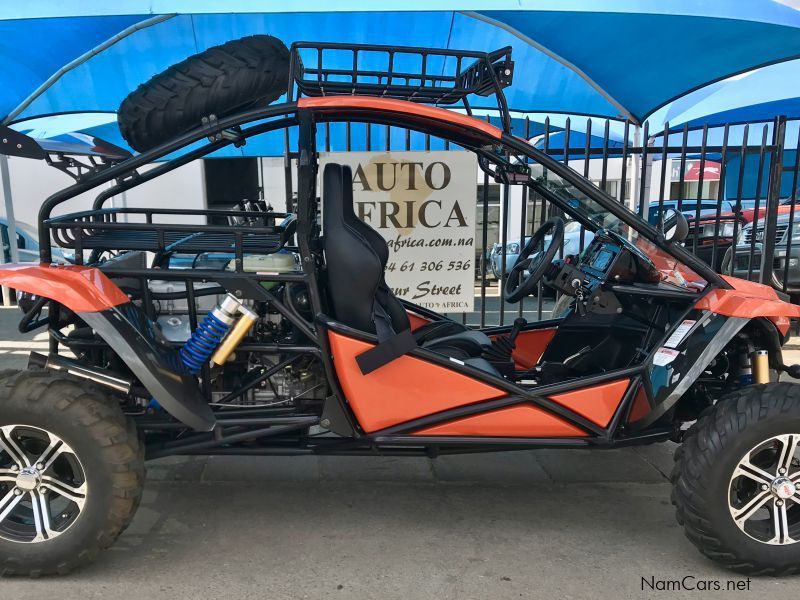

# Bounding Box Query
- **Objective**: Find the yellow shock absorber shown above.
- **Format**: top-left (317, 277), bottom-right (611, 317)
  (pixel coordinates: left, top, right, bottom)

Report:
top-left (211, 306), bottom-right (259, 366)
top-left (752, 350), bottom-right (770, 384)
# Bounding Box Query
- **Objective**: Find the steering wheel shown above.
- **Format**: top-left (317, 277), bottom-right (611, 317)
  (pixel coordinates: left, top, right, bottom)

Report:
top-left (504, 217), bottom-right (565, 303)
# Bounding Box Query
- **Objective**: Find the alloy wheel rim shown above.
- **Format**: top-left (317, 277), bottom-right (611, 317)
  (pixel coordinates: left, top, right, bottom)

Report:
top-left (728, 434), bottom-right (800, 545)
top-left (0, 424), bottom-right (87, 544)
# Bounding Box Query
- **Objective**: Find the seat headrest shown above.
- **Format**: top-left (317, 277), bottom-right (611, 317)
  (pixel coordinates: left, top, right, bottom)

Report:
top-left (322, 163), bottom-right (354, 229)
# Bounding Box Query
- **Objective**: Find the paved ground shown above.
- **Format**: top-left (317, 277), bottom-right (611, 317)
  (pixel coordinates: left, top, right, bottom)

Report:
top-left (0, 307), bottom-right (799, 599)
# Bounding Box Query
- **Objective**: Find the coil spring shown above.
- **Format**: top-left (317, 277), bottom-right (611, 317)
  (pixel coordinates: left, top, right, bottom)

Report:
top-left (179, 312), bottom-right (231, 374)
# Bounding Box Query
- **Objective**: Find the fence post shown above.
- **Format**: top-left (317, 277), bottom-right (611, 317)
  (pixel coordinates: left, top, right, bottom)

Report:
top-left (761, 117), bottom-right (786, 286)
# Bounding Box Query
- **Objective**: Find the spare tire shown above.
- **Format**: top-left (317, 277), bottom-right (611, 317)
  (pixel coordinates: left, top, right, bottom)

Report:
top-left (118, 35), bottom-right (290, 152)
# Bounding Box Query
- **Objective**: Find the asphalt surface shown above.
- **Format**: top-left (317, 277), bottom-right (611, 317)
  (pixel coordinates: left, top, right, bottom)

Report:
top-left (0, 306), bottom-right (799, 599)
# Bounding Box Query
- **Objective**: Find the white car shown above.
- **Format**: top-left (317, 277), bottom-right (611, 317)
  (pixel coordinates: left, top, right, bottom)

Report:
top-left (1, 218), bottom-right (70, 263)
top-left (489, 220), bottom-right (594, 278)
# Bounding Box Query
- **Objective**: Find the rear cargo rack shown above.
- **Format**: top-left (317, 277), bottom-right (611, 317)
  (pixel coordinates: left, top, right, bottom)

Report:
top-left (288, 41), bottom-right (514, 132)
top-left (45, 208), bottom-right (296, 264)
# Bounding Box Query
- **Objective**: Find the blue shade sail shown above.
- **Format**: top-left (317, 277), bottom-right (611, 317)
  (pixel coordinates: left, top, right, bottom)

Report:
top-left (652, 60), bottom-right (800, 130)
top-left (0, 3), bottom-right (799, 155)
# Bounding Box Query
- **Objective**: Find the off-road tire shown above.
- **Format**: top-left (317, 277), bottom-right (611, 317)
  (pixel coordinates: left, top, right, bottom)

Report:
top-left (671, 383), bottom-right (800, 574)
top-left (118, 35), bottom-right (290, 152)
top-left (0, 370), bottom-right (144, 576)
top-left (0, 369), bottom-right (19, 381)
top-left (551, 293), bottom-right (572, 317)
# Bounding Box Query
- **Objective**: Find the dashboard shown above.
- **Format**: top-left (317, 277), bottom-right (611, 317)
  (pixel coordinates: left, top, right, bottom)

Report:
top-left (577, 230), bottom-right (659, 286)
top-left (545, 229), bottom-right (667, 304)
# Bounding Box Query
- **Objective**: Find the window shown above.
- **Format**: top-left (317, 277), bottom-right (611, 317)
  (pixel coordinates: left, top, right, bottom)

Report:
top-left (476, 183), bottom-right (501, 256)
top-left (204, 158), bottom-right (262, 224)
top-left (591, 179), bottom-right (619, 199)
top-left (669, 180), bottom-right (720, 201)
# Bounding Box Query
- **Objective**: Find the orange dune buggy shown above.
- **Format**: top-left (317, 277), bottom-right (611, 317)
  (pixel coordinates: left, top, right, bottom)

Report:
top-left (0, 38), bottom-right (799, 575)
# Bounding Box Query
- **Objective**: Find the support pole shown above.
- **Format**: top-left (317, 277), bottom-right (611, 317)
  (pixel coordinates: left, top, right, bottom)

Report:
top-left (631, 125), bottom-right (643, 217)
top-left (0, 154), bottom-right (18, 305)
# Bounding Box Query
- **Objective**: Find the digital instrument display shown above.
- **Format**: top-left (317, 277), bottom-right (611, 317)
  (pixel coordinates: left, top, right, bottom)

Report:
top-left (589, 248), bottom-right (614, 271)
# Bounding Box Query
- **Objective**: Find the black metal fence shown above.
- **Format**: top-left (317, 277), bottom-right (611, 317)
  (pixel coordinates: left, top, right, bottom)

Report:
top-left (8, 111), bottom-right (796, 326)
top-left (299, 114), bottom-right (798, 328)
top-left (473, 115), bottom-right (800, 327)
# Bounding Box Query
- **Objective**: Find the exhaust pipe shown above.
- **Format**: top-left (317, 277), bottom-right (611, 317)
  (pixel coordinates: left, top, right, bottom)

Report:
top-left (28, 352), bottom-right (133, 394)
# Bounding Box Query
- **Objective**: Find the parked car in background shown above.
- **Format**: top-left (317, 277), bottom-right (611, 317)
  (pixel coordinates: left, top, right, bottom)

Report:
top-left (730, 211), bottom-right (800, 295)
top-left (488, 220), bottom-right (594, 279)
top-left (684, 213), bottom-right (740, 271)
top-left (646, 199), bottom-right (735, 227)
top-left (687, 199), bottom-right (797, 271)
top-left (1, 218), bottom-right (70, 263)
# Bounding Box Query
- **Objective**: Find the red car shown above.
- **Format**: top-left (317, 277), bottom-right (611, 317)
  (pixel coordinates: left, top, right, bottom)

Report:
top-left (687, 200), bottom-right (796, 271)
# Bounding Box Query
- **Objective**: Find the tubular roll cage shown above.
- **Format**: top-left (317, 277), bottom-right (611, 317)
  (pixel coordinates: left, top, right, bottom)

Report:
top-left (28, 45), bottom-right (729, 457)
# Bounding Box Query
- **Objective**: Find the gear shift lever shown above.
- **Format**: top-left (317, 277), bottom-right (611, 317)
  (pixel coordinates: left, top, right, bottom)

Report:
top-left (484, 317), bottom-right (527, 379)
top-left (509, 317), bottom-right (527, 348)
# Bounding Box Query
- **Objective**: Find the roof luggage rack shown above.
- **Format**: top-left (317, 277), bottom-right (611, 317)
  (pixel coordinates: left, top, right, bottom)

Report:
top-left (288, 42), bottom-right (514, 132)
top-left (44, 208), bottom-right (296, 266)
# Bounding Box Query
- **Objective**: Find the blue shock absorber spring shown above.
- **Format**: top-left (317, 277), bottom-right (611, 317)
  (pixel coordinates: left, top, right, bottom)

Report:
top-left (179, 295), bottom-right (241, 375)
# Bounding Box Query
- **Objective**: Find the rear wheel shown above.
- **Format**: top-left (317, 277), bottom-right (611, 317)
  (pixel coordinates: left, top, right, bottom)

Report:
top-left (672, 383), bottom-right (800, 574)
top-left (0, 370), bottom-right (144, 576)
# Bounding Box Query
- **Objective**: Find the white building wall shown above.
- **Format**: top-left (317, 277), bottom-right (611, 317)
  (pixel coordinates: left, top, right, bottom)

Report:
top-left (0, 152), bottom-right (671, 247)
top-left (1, 158), bottom-right (206, 228)
top-left (260, 157), bottom-right (296, 212)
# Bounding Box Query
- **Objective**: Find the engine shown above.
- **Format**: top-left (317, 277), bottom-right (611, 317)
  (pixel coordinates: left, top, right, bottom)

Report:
top-left (147, 272), bottom-right (328, 411)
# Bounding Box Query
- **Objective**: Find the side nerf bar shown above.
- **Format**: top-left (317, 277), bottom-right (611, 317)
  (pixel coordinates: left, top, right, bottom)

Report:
top-left (0, 264), bottom-right (215, 431)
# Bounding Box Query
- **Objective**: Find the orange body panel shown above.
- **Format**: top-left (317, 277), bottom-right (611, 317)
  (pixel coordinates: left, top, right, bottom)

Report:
top-left (299, 96), bottom-right (502, 140)
top-left (628, 387), bottom-right (651, 423)
top-left (328, 331), bottom-right (505, 433)
top-left (406, 312), bottom-right (431, 331)
top-left (488, 328), bottom-right (556, 370)
top-left (509, 328), bottom-right (556, 369)
top-left (635, 237), bottom-right (707, 288)
top-left (695, 275), bottom-right (800, 322)
top-left (772, 315), bottom-right (792, 337)
top-left (548, 379), bottom-right (629, 428)
top-left (415, 404), bottom-right (587, 437)
top-left (0, 263), bottom-right (129, 313)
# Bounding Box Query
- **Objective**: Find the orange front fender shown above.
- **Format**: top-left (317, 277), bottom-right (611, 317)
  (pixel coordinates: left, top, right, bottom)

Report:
top-left (696, 276), bottom-right (800, 337)
top-left (0, 263), bottom-right (129, 313)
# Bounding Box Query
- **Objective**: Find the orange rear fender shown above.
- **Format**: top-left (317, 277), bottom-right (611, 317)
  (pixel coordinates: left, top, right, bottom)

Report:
top-left (0, 264), bottom-right (129, 313)
top-left (0, 264), bottom-right (216, 431)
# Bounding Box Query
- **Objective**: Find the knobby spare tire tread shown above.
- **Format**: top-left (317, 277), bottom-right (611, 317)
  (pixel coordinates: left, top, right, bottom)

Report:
top-left (118, 35), bottom-right (290, 152)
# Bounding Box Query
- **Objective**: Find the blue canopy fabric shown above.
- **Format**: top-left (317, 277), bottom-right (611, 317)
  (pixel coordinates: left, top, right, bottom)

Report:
top-left (1, 2), bottom-right (800, 154)
top-left (6, 11), bottom-right (623, 125)
top-left (479, 5), bottom-right (800, 123)
top-left (651, 60), bottom-right (800, 130)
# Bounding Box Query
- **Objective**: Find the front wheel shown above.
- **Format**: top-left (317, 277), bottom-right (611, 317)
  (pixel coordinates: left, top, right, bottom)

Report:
top-left (0, 371), bottom-right (144, 576)
top-left (672, 383), bottom-right (800, 574)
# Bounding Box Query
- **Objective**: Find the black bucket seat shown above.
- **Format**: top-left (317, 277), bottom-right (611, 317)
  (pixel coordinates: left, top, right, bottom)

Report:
top-left (321, 163), bottom-right (497, 375)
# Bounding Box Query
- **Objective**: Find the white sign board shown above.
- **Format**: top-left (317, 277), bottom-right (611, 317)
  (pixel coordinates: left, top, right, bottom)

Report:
top-left (320, 151), bottom-right (477, 313)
